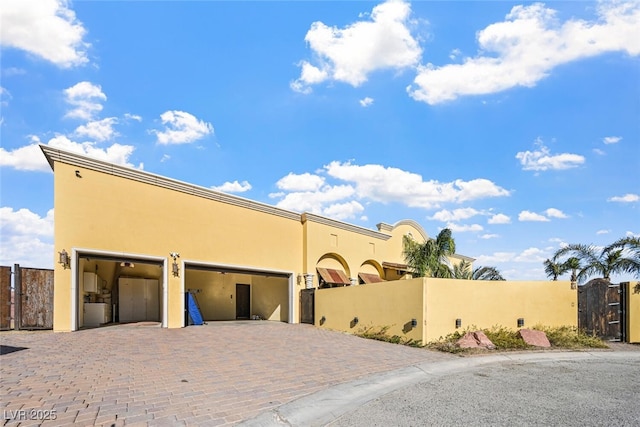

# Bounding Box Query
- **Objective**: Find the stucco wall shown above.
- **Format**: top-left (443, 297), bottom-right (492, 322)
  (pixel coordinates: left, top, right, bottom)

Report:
top-left (252, 276), bottom-right (289, 321)
top-left (424, 278), bottom-right (577, 342)
top-left (626, 281), bottom-right (640, 343)
top-left (315, 279), bottom-right (426, 343)
top-left (315, 278), bottom-right (577, 344)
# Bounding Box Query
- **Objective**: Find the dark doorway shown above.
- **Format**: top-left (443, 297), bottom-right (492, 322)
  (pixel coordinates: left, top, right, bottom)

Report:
top-left (300, 289), bottom-right (315, 324)
top-left (236, 284), bottom-right (250, 319)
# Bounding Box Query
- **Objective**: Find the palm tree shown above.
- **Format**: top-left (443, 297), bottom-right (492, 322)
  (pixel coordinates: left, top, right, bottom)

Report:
top-left (563, 257), bottom-right (581, 283)
top-left (552, 243), bottom-right (631, 283)
top-left (544, 258), bottom-right (564, 281)
top-left (606, 236), bottom-right (640, 278)
top-left (471, 266), bottom-right (505, 281)
top-left (452, 259), bottom-right (472, 279)
top-left (446, 259), bottom-right (506, 281)
top-left (403, 228), bottom-right (455, 278)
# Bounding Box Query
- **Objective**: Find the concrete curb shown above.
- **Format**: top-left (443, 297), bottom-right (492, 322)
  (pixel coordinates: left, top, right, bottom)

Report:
top-left (239, 351), bottom-right (640, 427)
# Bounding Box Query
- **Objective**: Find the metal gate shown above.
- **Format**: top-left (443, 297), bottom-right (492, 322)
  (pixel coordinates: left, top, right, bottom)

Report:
top-left (578, 278), bottom-right (626, 341)
top-left (300, 288), bottom-right (315, 324)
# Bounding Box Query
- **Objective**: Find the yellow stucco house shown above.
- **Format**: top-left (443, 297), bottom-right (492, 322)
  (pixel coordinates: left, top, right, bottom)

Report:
top-left (43, 145), bottom-right (475, 332)
top-left (43, 146), bottom-right (590, 343)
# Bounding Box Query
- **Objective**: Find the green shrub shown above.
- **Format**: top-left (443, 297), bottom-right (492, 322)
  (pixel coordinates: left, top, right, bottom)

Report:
top-left (425, 325), bottom-right (608, 354)
top-left (484, 325), bottom-right (530, 350)
top-left (532, 325), bottom-right (608, 349)
top-left (355, 326), bottom-right (423, 348)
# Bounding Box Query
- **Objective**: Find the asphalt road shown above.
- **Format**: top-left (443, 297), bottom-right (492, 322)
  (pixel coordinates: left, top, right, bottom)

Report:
top-left (243, 351), bottom-right (640, 427)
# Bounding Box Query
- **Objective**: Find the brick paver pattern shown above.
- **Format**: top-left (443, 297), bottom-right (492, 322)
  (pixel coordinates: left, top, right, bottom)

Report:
top-left (1, 322), bottom-right (453, 426)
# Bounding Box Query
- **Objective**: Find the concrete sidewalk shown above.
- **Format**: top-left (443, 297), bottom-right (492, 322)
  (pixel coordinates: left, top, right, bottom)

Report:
top-left (1, 322), bottom-right (453, 426)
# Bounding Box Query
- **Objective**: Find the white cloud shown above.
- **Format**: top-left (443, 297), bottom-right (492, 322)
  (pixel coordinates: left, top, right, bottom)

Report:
top-left (276, 173), bottom-right (325, 192)
top-left (291, 0), bottom-right (421, 92)
top-left (74, 117), bottom-right (118, 141)
top-left (324, 161), bottom-right (509, 209)
top-left (446, 223), bottom-right (483, 233)
top-left (479, 233), bottom-right (499, 240)
top-left (0, 135), bottom-right (138, 172)
top-left (544, 208), bottom-right (568, 219)
top-left (270, 160), bottom-right (509, 222)
top-left (516, 138), bottom-right (585, 171)
top-left (430, 208), bottom-right (480, 222)
top-left (124, 113), bottom-right (142, 122)
top-left (608, 193), bottom-right (639, 202)
top-left (290, 62), bottom-right (329, 94)
top-left (596, 229), bottom-right (610, 235)
top-left (2, 67), bottom-right (27, 77)
top-left (475, 246), bottom-right (549, 271)
top-left (160, 154), bottom-right (171, 163)
top-left (211, 180), bottom-right (252, 193)
top-left (359, 97), bottom-right (374, 107)
top-left (593, 148), bottom-right (606, 156)
top-left (514, 247), bottom-right (547, 263)
top-left (474, 251), bottom-right (517, 264)
top-left (408, 2), bottom-right (640, 104)
top-left (0, 86), bottom-right (12, 107)
top-left (449, 48), bottom-right (462, 60)
top-left (152, 110), bottom-right (214, 145)
top-left (322, 201), bottom-right (365, 220)
top-left (488, 213), bottom-right (511, 224)
top-left (64, 81), bottom-right (106, 120)
top-left (0, 207), bottom-right (54, 268)
top-left (626, 231), bottom-right (640, 238)
top-left (518, 210), bottom-right (550, 222)
top-left (603, 136), bottom-right (622, 144)
top-left (0, 207), bottom-right (54, 237)
top-left (0, 0), bottom-right (89, 68)
top-left (274, 184), bottom-right (356, 214)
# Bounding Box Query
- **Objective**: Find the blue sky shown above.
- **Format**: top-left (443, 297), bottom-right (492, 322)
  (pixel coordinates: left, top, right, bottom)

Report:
top-left (1, 0), bottom-right (638, 281)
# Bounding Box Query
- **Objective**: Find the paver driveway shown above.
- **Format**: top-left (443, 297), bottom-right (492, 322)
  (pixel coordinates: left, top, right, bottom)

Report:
top-left (1, 322), bottom-right (453, 426)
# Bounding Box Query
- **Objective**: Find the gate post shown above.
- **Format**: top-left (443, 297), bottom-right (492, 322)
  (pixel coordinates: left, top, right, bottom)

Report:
top-left (14, 263), bottom-right (21, 331)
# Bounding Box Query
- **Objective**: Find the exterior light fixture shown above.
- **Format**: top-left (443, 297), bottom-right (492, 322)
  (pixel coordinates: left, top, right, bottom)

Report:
top-left (455, 318), bottom-right (462, 329)
top-left (320, 316), bottom-right (326, 325)
top-left (517, 318), bottom-right (525, 328)
top-left (411, 318), bottom-right (418, 328)
top-left (58, 249), bottom-right (70, 269)
top-left (170, 252), bottom-right (180, 277)
top-left (120, 261), bottom-right (135, 268)
top-left (353, 316), bottom-right (359, 325)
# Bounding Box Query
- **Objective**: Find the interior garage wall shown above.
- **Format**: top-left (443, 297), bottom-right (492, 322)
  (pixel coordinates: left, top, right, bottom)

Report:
top-left (252, 276), bottom-right (288, 321)
top-left (185, 270), bottom-right (235, 321)
top-left (185, 270), bottom-right (289, 322)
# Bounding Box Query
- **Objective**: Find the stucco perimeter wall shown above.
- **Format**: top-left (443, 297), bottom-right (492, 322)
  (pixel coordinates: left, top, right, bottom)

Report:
top-left (315, 278), bottom-right (426, 343)
top-left (626, 282), bottom-right (640, 343)
top-left (53, 160), bottom-right (302, 331)
top-left (424, 278), bottom-right (577, 342)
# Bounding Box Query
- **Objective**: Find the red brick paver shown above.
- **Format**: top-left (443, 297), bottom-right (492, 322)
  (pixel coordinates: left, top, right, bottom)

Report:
top-left (1, 322), bottom-right (453, 426)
